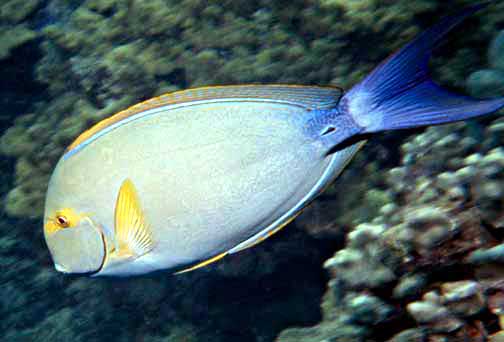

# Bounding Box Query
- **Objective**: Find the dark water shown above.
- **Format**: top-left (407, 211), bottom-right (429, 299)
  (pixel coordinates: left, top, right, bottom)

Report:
top-left (1, 1), bottom-right (504, 341)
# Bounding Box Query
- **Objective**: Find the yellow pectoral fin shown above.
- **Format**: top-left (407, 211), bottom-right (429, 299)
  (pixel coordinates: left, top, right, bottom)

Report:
top-left (113, 179), bottom-right (155, 258)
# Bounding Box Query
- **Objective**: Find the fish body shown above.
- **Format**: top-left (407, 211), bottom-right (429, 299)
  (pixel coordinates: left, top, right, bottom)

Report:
top-left (44, 4), bottom-right (504, 276)
top-left (46, 87), bottom-right (361, 275)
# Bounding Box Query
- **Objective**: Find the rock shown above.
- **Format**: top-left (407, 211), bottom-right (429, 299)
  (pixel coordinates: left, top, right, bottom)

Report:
top-left (488, 292), bottom-right (504, 316)
top-left (276, 322), bottom-right (368, 342)
top-left (441, 281), bottom-right (485, 317)
top-left (489, 30), bottom-right (504, 71)
top-left (0, 0), bottom-right (42, 24)
top-left (389, 328), bottom-right (427, 342)
top-left (393, 274), bottom-right (428, 299)
top-left (395, 206), bottom-right (458, 252)
top-left (407, 301), bottom-right (448, 323)
top-left (467, 69), bottom-right (504, 98)
top-left (344, 293), bottom-right (393, 325)
top-left (407, 301), bottom-right (463, 333)
top-left (0, 24), bottom-right (37, 60)
top-left (469, 244), bottom-right (504, 264)
top-left (324, 223), bottom-right (397, 290)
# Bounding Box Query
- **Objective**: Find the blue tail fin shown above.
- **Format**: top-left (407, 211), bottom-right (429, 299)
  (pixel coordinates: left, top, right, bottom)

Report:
top-left (339, 2), bottom-right (504, 133)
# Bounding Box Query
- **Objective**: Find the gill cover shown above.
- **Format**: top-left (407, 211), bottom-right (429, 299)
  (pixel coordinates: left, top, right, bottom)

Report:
top-left (44, 217), bottom-right (105, 274)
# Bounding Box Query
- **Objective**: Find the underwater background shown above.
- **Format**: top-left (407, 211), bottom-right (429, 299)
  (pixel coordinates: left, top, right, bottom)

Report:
top-left (1, 0), bottom-right (504, 341)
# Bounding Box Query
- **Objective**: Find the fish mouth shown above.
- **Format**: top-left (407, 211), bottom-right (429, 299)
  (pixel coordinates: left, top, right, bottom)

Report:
top-left (54, 263), bottom-right (68, 273)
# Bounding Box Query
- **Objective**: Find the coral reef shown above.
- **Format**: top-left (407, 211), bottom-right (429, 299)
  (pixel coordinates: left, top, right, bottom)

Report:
top-left (280, 120), bottom-right (504, 342)
top-left (1, 0), bottom-right (502, 218)
top-left (0, 1), bottom-right (503, 342)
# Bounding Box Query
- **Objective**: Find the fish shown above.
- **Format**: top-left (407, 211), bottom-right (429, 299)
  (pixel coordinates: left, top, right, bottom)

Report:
top-left (43, 4), bottom-right (504, 277)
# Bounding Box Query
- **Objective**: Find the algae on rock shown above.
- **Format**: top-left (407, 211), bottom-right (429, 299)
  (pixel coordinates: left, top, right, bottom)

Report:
top-left (1, 0), bottom-right (501, 219)
top-left (0, 0), bottom-right (41, 59)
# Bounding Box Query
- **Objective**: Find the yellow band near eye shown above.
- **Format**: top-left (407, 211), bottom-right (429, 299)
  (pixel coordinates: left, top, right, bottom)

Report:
top-left (45, 208), bottom-right (84, 236)
top-left (44, 220), bottom-right (60, 235)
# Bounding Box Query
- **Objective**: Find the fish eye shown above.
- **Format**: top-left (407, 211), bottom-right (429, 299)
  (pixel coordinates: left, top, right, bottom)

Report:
top-left (56, 215), bottom-right (70, 228)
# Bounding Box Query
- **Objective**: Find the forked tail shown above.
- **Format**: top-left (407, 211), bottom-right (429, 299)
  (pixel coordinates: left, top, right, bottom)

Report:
top-left (339, 2), bottom-right (504, 134)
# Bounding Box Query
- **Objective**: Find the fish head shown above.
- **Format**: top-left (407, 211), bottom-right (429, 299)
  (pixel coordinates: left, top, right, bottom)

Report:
top-left (44, 157), bottom-right (107, 275)
top-left (43, 154), bottom-right (157, 276)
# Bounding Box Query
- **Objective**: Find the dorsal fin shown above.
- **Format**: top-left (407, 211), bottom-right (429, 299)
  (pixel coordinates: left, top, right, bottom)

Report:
top-left (65, 85), bottom-right (343, 156)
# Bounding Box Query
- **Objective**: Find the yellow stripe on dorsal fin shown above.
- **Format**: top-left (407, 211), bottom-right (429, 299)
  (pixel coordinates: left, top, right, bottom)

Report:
top-left (66, 84), bottom-right (343, 154)
top-left (174, 252), bottom-right (228, 275)
top-left (113, 179), bottom-right (155, 259)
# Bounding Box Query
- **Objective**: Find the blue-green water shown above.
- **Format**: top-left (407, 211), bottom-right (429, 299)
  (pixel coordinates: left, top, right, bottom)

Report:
top-left (1, 1), bottom-right (504, 341)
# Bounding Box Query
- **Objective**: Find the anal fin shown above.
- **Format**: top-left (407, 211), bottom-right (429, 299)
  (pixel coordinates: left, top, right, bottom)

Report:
top-left (174, 252), bottom-right (228, 275)
top-left (228, 211), bottom-right (303, 254)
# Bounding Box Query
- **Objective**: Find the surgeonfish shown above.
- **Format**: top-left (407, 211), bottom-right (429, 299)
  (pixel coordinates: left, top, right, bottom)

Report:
top-left (44, 4), bottom-right (504, 276)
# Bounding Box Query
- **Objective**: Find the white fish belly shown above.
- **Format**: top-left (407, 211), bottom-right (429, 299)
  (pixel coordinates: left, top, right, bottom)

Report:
top-left (54, 101), bottom-right (334, 270)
